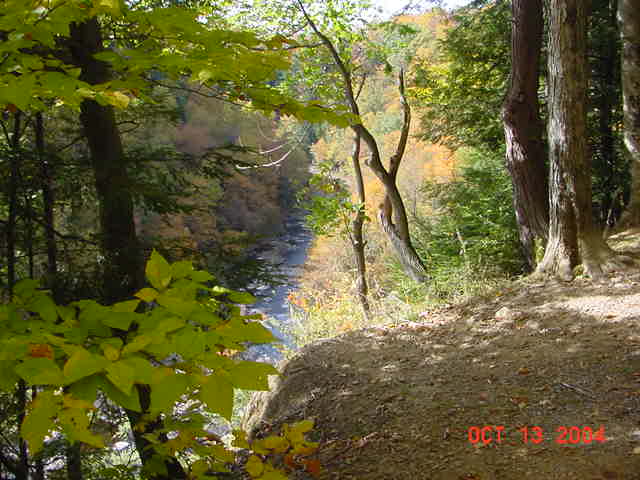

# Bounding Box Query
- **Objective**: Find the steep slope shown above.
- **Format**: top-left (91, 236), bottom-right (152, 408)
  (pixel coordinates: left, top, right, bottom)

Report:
top-left (243, 231), bottom-right (640, 479)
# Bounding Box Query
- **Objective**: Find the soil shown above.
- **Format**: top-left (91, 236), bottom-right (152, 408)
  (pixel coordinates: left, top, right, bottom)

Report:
top-left (242, 230), bottom-right (640, 479)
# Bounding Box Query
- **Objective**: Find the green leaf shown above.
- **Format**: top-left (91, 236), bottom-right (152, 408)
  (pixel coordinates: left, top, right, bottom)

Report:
top-left (121, 333), bottom-right (154, 356)
top-left (229, 361), bottom-right (278, 391)
top-left (171, 260), bottom-right (193, 279)
top-left (21, 390), bottom-right (62, 454)
top-left (99, 376), bottom-right (142, 412)
top-left (217, 318), bottom-right (276, 344)
top-left (63, 348), bottom-right (108, 384)
top-left (100, 338), bottom-right (123, 361)
top-left (60, 405), bottom-right (105, 448)
top-left (136, 287), bottom-right (159, 303)
top-left (113, 300), bottom-right (140, 313)
top-left (156, 317), bottom-right (185, 335)
top-left (172, 328), bottom-right (205, 358)
top-left (191, 270), bottom-right (214, 283)
top-left (29, 293), bottom-right (58, 323)
top-left (1, 74), bottom-right (36, 110)
top-left (102, 312), bottom-right (138, 331)
top-left (189, 307), bottom-right (222, 326)
top-left (156, 293), bottom-right (194, 317)
top-left (16, 358), bottom-right (65, 386)
top-left (75, 300), bottom-right (111, 336)
top-left (227, 291), bottom-right (256, 304)
top-left (150, 373), bottom-right (191, 414)
top-left (0, 361), bottom-right (19, 390)
top-left (199, 375), bottom-right (234, 420)
top-left (120, 355), bottom-right (155, 384)
top-left (106, 360), bottom-right (135, 395)
top-left (145, 250), bottom-right (172, 290)
top-left (57, 305), bottom-right (76, 323)
top-left (0, 337), bottom-right (28, 361)
top-left (68, 374), bottom-right (101, 404)
top-left (13, 279), bottom-right (39, 300)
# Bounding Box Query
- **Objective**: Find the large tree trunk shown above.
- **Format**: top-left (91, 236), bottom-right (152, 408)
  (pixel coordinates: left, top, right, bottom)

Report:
top-left (68, 18), bottom-right (187, 480)
top-left (617, 0), bottom-right (640, 227)
top-left (502, 0), bottom-right (548, 270)
top-left (69, 19), bottom-right (144, 304)
top-left (350, 132), bottom-right (371, 318)
top-left (538, 0), bottom-right (619, 280)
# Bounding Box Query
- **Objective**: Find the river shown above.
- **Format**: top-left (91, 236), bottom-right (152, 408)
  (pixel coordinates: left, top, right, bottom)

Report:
top-left (241, 213), bottom-right (313, 364)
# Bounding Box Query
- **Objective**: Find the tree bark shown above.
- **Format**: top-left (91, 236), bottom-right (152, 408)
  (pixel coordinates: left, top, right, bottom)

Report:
top-left (350, 131), bottom-right (371, 318)
top-left (69, 19), bottom-right (144, 304)
top-left (617, 0), bottom-right (640, 227)
top-left (502, 0), bottom-right (549, 270)
top-left (68, 18), bottom-right (186, 480)
top-left (538, 0), bottom-right (618, 280)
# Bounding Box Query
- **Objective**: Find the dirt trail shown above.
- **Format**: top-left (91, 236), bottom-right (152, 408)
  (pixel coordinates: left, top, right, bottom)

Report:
top-left (243, 231), bottom-right (640, 479)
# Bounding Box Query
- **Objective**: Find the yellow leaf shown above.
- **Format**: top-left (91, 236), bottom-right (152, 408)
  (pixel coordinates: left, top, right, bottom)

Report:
top-left (105, 91), bottom-right (130, 109)
top-left (102, 344), bottom-right (120, 362)
top-left (245, 455), bottom-right (264, 478)
top-left (260, 435), bottom-right (290, 454)
top-left (135, 287), bottom-right (159, 303)
top-left (291, 442), bottom-right (318, 456)
top-left (62, 394), bottom-right (94, 410)
top-left (96, 0), bottom-right (123, 16)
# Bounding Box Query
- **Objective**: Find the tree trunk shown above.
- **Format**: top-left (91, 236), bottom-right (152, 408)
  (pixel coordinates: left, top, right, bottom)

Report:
top-left (538, 0), bottom-right (617, 280)
top-left (376, 70), bottom-right (428, 283)
top-left (66, 443), bottom-right (83, 480)
top-left (69, 19), bottom-right (144, 304)
top-left (350, 131), bottom-right (371, 318)
top-left (502, 0), bottom-right (548, 270)
top-left (617, 0), bottom-right (640, 227)
top-left (35, 112), bottom-right (59, 297)
top-left (68, 18), bottom-right (186, 480)
top-left (6, 112), bottom-right (21, 295)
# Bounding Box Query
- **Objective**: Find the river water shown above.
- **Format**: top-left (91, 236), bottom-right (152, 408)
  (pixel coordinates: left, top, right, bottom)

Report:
top-left (242, 214), bottom-right (313, 364)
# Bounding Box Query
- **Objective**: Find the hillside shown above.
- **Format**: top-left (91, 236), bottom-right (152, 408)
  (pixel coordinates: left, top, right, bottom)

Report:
top-left (243, 231), bottom-right (640, 479)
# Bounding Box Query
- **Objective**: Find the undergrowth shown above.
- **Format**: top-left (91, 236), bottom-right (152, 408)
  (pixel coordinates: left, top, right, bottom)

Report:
top-left (291, 147), bottom-right (521, 347)
top-left (290, 235), bottom-right (513, 348)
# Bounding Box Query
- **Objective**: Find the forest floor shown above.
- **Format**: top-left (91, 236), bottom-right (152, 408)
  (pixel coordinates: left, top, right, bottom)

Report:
top-left (243, 229), bottom-right (640, 479)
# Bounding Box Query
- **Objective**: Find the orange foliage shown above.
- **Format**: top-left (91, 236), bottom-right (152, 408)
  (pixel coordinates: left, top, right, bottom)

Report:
top-left (28, 344), bottom-right (54, 359)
